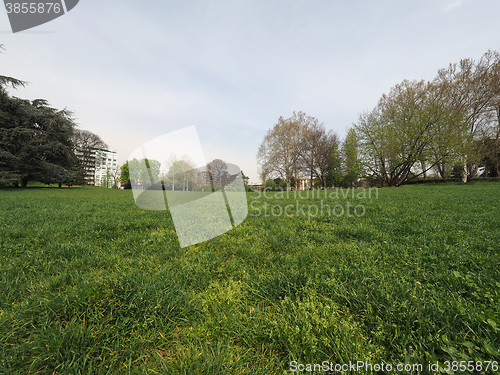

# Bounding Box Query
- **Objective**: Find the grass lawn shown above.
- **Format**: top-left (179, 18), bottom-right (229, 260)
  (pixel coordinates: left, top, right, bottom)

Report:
top-left (0, 182), bottom-right (499, 374)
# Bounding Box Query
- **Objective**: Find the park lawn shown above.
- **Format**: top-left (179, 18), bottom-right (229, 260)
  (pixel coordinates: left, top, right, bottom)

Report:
top-left (0, 182), bottom-right (499, 374)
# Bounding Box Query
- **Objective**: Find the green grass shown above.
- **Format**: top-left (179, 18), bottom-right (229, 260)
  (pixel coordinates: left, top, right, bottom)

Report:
top-left (0, 183), bottom-right (499, 374)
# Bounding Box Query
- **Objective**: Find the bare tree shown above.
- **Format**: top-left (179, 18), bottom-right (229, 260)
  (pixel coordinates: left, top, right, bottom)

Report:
top-left (301, 121), bottom-right (323, 189)
top-left (207, 159), bottom-right (228, 189)
top-left (257, 112), bottom-right (309, 190)
top-left (165, 155), bottom-right (195, 191)
top-left (73, 129), bottom-right (108, 185)
top-left (301, 123), bottom-right (340, 189)
top-left (73, 129), bottom-right (107, 149)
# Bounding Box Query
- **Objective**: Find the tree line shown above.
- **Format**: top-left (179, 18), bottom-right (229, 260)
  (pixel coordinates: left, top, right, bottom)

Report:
top-left (257, 111), bottom-right (360, 190)
top-left (356, 50), bottom-right (500, 186)
top-left (120, 157), bottom-right (246, 192)
top-left (1, 46), bottom-right (109, 188)
top-left (258, 50), bottom-right (500, 188)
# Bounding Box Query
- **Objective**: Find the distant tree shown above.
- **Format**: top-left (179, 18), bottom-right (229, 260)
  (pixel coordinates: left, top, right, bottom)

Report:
top-left (257, 112), bottom-right (343, 190)
top-left (317, 130), bottom-right (341, 188)
top-left (351, 51), bottom-right (500, 186)
top-left (264, 179), bottom-right (277, 191)
top-left (104, 166), bottom-right (119, 188)
top-left (119, 161), bottom-right (131, 189)
top-left (208, 159), bottom-right (228, 189)
top-left (434, 50), bottom-right (500, 182)
top-left (166, 159), bottom-right (194, 191)
top-left (129, 158), bottom-right (161, 189)
top-left (341, 128), bottom-right (361, 187)
top-left (299, 118), bottom-right (322, 189)
top-left (257, 112), bottom-right (310, 190)
top-left (301, 121), bottom-right (340, 189)
top-left (424, 81), bottom-right (467, 179)
top-left (73, 129), bottom-right (108, 185)
top-left (73, 129), bottom-right (107, 146)
top-left (355, 80), bottom-right (466, 187)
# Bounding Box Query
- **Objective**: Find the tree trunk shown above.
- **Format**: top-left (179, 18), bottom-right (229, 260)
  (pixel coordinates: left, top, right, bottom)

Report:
top-left (437, 161), bottom-right (447, 179)
top-left (483, 164), bottom-right (489, 177)
top-left (461, 156), bottom-right (468, 183)
top-left (21, 177), bottom-right (28, 188)
top-left (421, 160), bottom-right (427, 179)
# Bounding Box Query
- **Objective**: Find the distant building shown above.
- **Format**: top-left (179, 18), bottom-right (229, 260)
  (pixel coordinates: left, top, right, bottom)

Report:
top-left (74, 145), bottom-right (118, 187)
top-left (248, 182), bottom-right (263, 191)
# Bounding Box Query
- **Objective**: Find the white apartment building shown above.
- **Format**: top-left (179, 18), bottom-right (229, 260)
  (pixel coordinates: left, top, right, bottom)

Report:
top-left (75, 146), bottom-right (118, 187)
top-left (94, 148), bottom-right (118, 187)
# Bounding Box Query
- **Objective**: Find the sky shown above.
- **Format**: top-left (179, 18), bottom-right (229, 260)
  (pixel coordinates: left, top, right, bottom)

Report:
top-left (2, 0), bottom-right (500, 183)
